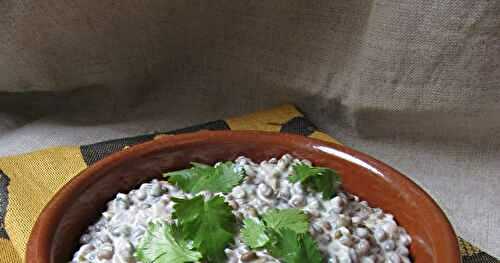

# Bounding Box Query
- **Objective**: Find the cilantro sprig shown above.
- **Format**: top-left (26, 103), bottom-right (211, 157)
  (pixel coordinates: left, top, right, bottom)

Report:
top-left (262, 208), bottom-right (309, 234)
top-left (164, 161), bottom-right (243, 194)
top-left (268, 228), bottom-right (322, 263)
top-left (134, 221), bottom-right (202, 263)
top-left (135, 195), bottom-right (237, 262)
top-left (241, 217), bottom-right (269, 248)
top-left (240, 209), bottom-right (322, 263)
top-left (289, 163), bottom-right (341, 199)
top-left (172, 195), bottom-right (237, 262)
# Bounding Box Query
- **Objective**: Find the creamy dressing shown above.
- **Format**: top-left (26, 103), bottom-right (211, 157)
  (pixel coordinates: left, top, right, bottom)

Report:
top-left (72, 154), bottom-right (412, 263)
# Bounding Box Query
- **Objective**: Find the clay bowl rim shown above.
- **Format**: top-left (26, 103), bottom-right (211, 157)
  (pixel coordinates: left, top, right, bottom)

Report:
top-left (26, 130), bottom-right (461, 262)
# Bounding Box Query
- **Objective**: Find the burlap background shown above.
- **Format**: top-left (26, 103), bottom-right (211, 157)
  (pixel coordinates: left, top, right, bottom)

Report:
top-left (0, 0), bottom-right (499, 258)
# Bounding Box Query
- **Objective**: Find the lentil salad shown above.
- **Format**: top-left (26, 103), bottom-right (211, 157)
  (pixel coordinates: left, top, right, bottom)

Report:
top-left (72, 154), bottom-right (412, 263)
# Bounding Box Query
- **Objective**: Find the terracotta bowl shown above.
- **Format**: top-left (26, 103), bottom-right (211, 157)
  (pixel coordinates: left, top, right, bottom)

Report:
top-left (27, 131), bottom-right (460, 262)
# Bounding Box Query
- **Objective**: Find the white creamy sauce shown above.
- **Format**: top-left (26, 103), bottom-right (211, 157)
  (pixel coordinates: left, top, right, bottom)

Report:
top-left (72, 154), bottom-right (412, 263)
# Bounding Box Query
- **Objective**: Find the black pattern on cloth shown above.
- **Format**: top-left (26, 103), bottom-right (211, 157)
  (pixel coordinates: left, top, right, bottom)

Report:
top-left (463, 252), bottom-right (499, 263)
top-left (0, 171), bottom-right (10, 239)
top-left (80, 120), bottom-right (230, 165)
top-left (280, 116), bottom-right (316, 136)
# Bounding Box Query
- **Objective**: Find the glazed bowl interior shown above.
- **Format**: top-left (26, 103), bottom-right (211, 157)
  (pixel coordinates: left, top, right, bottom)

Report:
top-left (27, 131), bottom-right (460, 263)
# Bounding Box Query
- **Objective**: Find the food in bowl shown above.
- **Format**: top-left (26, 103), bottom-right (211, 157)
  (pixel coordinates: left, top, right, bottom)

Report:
top-left (72, 154), bottom-right (412, 263)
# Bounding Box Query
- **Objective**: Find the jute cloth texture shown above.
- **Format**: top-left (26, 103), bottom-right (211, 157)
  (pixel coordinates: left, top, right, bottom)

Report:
top-left (1, 0), bottom-right (500, 144)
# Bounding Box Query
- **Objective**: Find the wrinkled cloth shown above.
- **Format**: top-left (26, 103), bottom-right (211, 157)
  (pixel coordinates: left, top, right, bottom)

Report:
top-left (0, 0), bottom-right (499, 257)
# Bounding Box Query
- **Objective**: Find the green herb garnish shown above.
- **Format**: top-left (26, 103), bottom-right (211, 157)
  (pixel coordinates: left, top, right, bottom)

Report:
top-left (240, 209), bottom-right (322, 263)
top-left (165, 161), bottom-right (243, 194)
top-left (172, 195), bottom-right (237, 262)
top-left (241, 218), bottom-right (270, 249)
top-left (267, 228), bottom-right (322, 263)
top-left (134, 221), bottom-right (202, 263)
top-left (135, 195), bottom-right (237, 262)
top-left (289, 163), bottom-right (341, 199)
top-left (240, 208), bottom-right (308, 249)
top-left (138, 160), bottom-right (336, 263)
top-left (262, 208), bottom-right (309, 234)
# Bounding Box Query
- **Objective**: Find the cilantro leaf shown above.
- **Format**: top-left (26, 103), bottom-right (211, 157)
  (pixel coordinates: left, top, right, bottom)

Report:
top-left (262, 209), bottom-right (309, 234)
top-left (268, 228), bottom-right (322, 263)
top-left (165, 161), bottom-right (243, 194)
top-left (134, 221), bottom-right (202, 263)
top-left (241, 218), bottom-right (270, 249)
top-left (239, 209), bottom-right (323, 263)
top-left (267, 228), bottom-right (299, 262)
top-left (239, 208), bottom-right (309, 249)
top-left (289, 163), bottom-right (341, 199)
top-left (298, 233), bottom-right (323, 262)
top-left (172, 195), bottom-right (237, 262)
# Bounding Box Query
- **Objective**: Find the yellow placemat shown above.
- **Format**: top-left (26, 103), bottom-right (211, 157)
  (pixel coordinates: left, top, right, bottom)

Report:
top-left (0, 104), bottom-right (496, 262)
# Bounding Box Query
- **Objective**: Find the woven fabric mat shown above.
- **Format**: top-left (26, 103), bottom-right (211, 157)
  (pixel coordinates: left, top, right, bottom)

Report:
top-left (0, 105), bottom-right (497, 262)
